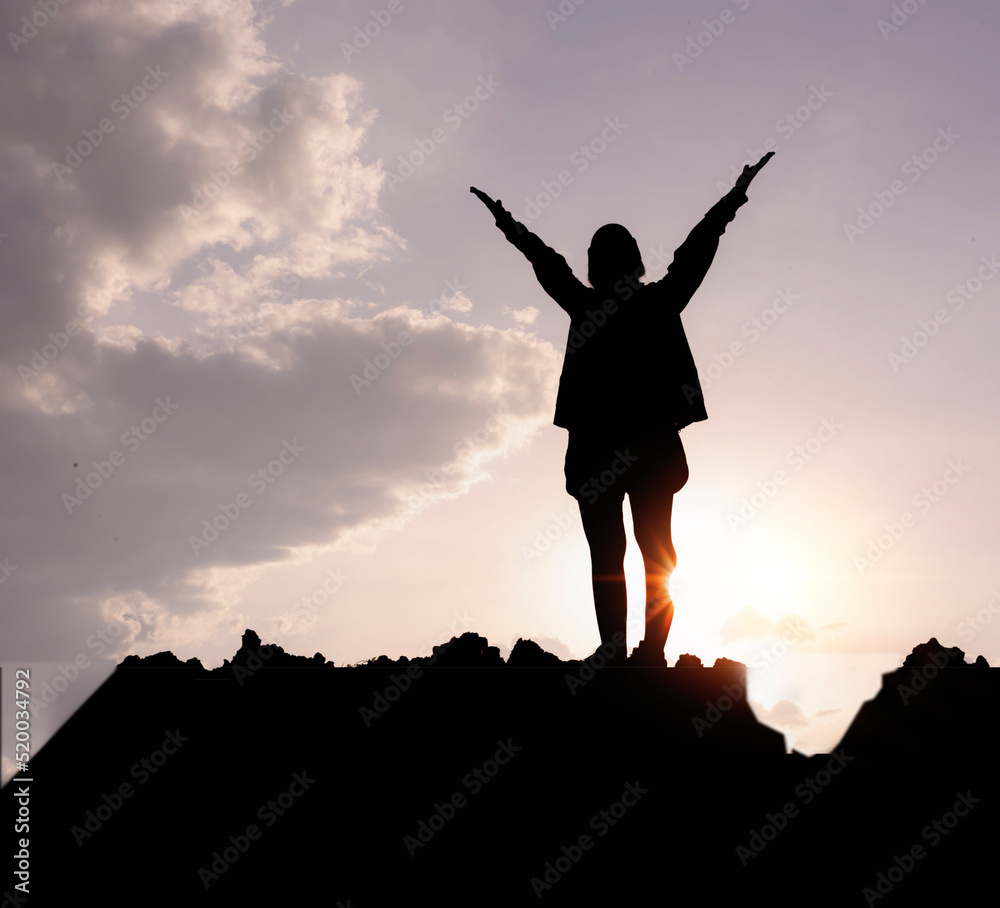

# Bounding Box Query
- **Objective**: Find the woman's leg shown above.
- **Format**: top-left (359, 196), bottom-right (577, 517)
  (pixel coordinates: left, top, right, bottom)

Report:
top-left (630, 489), bottom-right (676, 651)
top-left (565, 431), bottom-right (629, 649)
top-left (578, 490), bottom-right (628, 648)
top-left (629, 434), bottom-right (689, 653)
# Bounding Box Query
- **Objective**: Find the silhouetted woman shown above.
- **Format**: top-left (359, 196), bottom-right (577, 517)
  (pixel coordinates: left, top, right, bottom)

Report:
top-left (472, 151), bottom-right (771, 665)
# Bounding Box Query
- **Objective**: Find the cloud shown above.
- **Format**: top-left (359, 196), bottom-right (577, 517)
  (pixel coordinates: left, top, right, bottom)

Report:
top-left (719, 605), bottom-right (818, 645)
top-left (0, 0), bottom-right (562, 662)
top-left (752, 702), bottom-right (851, 754)
top-left (502, 305), bottom-right (539, 324)
top-left (752, 699), bottom-right (809, 729)
top-left (440, 289), bottom-right (473, 314)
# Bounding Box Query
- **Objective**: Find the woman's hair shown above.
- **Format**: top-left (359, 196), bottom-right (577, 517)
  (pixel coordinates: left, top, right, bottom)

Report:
top-left (587, 223), bottom-right (645, 292)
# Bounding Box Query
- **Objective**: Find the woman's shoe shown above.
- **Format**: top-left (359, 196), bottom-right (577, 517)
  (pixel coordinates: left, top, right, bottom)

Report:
top-left (627, 639), bottom-right (668, 667)
top-left (586, 641), bottom-right (627, 666)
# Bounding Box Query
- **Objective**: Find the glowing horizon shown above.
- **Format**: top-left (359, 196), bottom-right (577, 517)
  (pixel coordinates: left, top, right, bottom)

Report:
top-left (3, 0), bottom-right (1000, 781)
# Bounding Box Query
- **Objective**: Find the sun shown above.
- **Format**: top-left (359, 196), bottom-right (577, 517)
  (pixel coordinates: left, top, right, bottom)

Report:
top-left (730, 551), bottom-right (806, 606)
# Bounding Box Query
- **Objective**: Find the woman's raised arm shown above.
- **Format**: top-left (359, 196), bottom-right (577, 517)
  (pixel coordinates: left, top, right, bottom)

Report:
top-left (470, 186), bottom-right (589, 316)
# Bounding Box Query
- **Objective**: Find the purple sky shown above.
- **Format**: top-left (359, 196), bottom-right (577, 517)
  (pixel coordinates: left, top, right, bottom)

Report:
top-left (3, 0), bottom-right (999, 775)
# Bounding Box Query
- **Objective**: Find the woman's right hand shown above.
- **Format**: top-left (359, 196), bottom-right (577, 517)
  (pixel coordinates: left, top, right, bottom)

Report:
top-left (733, 151), bottom-right (774, 191)
top-left (470, 186), bottom-right (502, 217)
top-left (470, 186), bottom-right (522, 236)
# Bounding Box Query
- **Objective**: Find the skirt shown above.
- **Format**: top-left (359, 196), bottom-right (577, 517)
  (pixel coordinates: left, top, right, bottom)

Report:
top-left (564, 428), bottom-right (689, 504)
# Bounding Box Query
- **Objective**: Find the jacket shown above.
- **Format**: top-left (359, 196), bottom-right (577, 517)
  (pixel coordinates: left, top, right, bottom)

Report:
top-left (502, 187), bottom-right (748, 440)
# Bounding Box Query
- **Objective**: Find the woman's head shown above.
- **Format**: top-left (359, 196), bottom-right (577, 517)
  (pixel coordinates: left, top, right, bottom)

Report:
top-left (587, 224), bottom-right (645, 292)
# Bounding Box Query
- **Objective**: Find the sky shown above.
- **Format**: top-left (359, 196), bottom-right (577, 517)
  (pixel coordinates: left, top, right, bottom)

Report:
top-left (2, 0), bottom-right (999, 778)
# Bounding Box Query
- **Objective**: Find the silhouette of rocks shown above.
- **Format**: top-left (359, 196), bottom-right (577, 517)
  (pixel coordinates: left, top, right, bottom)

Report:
top-left (507, 637), bottom-right (563, 666)
top-left (411, 630), bottom-right (503, 666)
top-left (711, 655), bottom-right (745, 670)
top-left (899, 635), bottom-right (991, 670)
top-left (241, 628), bottom-right (262, 651)
top-left (675, 652), bottom-right (704, 667)
top-left (220, 627), bottom-right (330, 671)
top-left (902, 636), bottom-right (974, 668)
top-left (837, 637), bottom-right (996, 760)
top-left (119, 629), bottom-right (332, 677)
top-left (4, 632), bottom-right (996, 906)
top-left (119, 650), bottom-right (203, 670)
